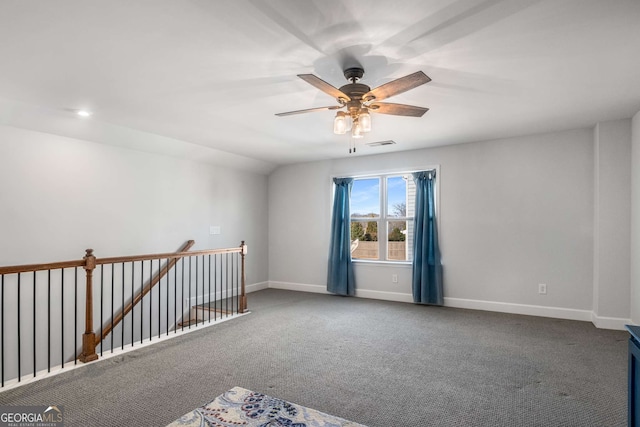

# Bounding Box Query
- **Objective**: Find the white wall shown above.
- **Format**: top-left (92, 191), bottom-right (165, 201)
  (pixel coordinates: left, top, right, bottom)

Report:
top-left (0, 124), bottom-right (269, 382)
top-left (0, 124), bottom-right (268, 283)
top-left (269, 128), bottom-right (601, 320)
top-left (632, 111), bottom-right (640, 324)
top-left (269, 160), bottom-right (333, 287)
top-left (593, 119), bottom-right (631, 325)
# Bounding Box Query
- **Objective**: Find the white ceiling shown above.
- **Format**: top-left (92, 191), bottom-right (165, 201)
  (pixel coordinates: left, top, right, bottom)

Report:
top-left (1, 0), bottom-right (639, 173)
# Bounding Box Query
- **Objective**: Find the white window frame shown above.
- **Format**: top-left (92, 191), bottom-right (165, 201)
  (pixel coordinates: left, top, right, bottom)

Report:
top-left (335, 166), bottom-right (439, 265)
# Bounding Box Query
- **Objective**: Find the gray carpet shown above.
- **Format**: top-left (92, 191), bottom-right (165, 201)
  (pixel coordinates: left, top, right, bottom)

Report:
top-left (0, 289), bottom-right (628, 426)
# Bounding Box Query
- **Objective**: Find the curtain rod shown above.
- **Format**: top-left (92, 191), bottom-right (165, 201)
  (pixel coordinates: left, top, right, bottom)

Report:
top-left (332, 167), bottom-right (437, 180)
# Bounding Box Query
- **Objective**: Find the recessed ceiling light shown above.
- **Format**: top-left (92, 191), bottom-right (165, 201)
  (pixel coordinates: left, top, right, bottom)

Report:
top-left (75, 110), bottom-right (92, 117)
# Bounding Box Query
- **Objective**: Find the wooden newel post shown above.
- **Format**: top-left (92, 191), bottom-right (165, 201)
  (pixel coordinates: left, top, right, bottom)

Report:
top-left (78, 249), bottom-right (99, 363)
top-left (240, 241), bottom-right (248, 313)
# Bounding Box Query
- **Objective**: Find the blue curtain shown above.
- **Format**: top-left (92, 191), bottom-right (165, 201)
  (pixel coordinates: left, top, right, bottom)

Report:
top-left (412, 171), bottom-right (443, 305)
top-left (327, 178), bottom-right (355, 296)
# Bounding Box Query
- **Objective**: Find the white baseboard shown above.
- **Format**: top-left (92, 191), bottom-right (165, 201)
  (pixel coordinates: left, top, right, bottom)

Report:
top-left (445, 298), bottom-right (630, 330)
top-left (268, 281), bottom-right (413, 302)
top-left (263, 281), bottom-right (629, 330)
top-left (354, 289), bottom-right (414, 303)
top-left (268, 281), bottom-right (329, 294)
top-left (444, 297), bottom-right (592, 322)
top-left (247, 281), bottom-right (269, 293)
top-left (590, 312), bottom-right (632, 330)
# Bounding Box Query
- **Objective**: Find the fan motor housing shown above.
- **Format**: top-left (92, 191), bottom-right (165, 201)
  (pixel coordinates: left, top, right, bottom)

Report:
top-left (338, 83), bottom-right (371, 100)
top-left (338, 83), bottom-right (370, 114)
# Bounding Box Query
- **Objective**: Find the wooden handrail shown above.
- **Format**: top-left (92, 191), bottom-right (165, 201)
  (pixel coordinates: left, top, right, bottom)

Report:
top-left (0, 245), bottom-right (238, 276)
top-left (96, 246), bottom-right (241, 265)
top-left (95, 240), bottom-right (195, 345)
top-left (0, 259), bottom-right (85, 275)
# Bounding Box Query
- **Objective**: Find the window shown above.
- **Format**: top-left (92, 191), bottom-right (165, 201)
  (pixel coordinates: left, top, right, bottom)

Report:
top-left (350, 173), bottom-right (416, 262)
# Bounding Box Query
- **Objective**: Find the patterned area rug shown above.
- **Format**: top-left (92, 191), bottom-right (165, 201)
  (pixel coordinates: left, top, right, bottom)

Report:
top-left (167, 386), bottom-right (367, 427)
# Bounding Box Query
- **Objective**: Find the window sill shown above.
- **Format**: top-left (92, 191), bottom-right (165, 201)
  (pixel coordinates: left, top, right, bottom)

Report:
top-left (352, 260), bottom-right (412, 268)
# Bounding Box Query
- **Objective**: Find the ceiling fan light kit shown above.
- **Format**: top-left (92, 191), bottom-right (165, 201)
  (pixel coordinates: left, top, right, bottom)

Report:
top-left (357, 108), bottom-right (371, 132)
top-left (333, 111), bottom-right (348, 134)
top-left (277, 67), bottom-right (431, 152)
top-left (351, 118), bottom-right (364, 139)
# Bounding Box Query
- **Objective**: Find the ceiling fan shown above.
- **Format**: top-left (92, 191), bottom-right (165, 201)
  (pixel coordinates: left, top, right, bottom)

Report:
top-left (276, 67), bottom-right (431, 145)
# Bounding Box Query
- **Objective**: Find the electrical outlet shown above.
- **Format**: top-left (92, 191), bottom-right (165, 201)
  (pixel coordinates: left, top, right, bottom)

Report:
top-left (210, 226), bottom-right (221, 235)
top-left (392, 274), bottom-right (398, 283)
top-left (538, 283), bottom-right (547, 295)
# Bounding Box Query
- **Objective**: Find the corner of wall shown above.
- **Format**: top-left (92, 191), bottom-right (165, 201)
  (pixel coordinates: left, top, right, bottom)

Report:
top-left (631, 111), bottom-right (640, 324)
top-left (593, 123), bottom-right (601, 317)
top-left (592, 119), bottom-right (632, 321)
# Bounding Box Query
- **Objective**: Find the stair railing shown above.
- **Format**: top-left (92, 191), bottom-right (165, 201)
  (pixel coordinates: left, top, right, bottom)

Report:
top-left (95, 240), bottom-right (195, 348)
top-left (0, 240), bottom-right (247, 389)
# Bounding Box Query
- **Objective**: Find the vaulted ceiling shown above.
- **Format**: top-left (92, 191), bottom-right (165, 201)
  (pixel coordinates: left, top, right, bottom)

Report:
top-left (1, 0), bottom-right (639, 173)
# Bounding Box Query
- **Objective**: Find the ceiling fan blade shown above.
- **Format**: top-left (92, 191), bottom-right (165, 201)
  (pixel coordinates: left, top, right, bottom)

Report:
top-left (363, 71), bottom-right (431, 101)
top-left (275, 105), bottom-right (343, 117)
top-left (369, 102), bottom-right (429, 117)
top-left (298, 74), bottom-right (351, 101)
